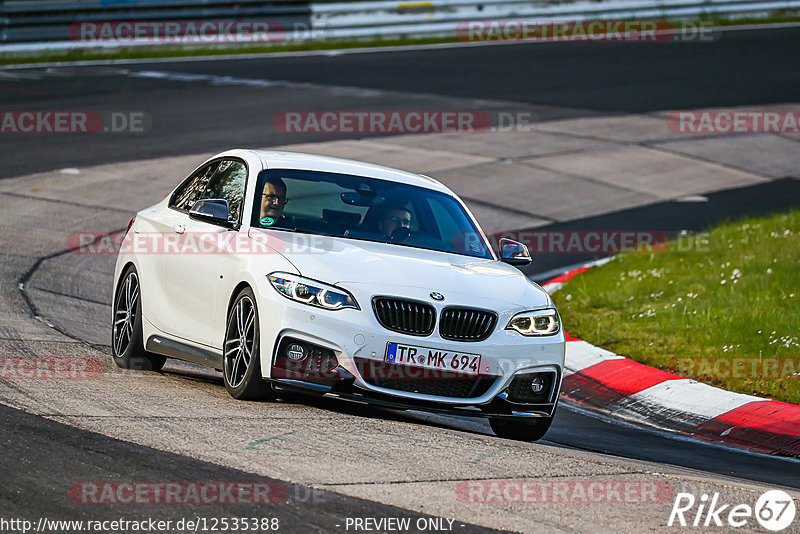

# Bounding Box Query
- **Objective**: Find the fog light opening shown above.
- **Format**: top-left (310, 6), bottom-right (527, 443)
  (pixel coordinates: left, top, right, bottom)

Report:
top-left (530, 376), bottom-right (545, 394)
top-left (286, 343), bottom-right (306, 361)
top-left (273, 337), bottom-right (354, 386)
top-left (502, 371), bottom-right (556, 404)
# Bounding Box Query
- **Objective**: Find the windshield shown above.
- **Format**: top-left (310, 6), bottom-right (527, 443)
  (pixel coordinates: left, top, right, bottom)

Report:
top-left (251, 169), bottom-right (494, 260)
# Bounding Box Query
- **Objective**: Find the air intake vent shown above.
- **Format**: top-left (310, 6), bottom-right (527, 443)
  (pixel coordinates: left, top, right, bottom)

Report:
top-left (355, 358), bottom-right (497, 398)
top-left (372, 297), bottom-right (435, 336)
top-left (439, 307), bottom-right (497, 342)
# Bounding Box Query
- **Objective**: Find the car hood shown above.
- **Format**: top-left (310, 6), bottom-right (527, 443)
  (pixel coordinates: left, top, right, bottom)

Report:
top-left (248, 229), bottom-right (550, 309)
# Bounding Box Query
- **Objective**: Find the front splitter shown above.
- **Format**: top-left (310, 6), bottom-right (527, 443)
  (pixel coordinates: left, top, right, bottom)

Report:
top-left (269, 379), bottom-right (555, 419)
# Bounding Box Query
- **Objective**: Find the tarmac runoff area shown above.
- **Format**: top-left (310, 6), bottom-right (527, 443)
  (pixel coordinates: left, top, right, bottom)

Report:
top-left (1, 106), bottom-right (800, 532)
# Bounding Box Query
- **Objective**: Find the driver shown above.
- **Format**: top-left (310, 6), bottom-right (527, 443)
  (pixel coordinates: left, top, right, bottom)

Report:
top-left (259, 177), bottom-right (290, 227)
top-left (377, 205), bottom-right (412, 240)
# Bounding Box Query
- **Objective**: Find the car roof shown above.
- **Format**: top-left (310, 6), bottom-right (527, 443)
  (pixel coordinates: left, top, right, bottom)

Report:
top-left (230, 149), bottom-right (452, 194)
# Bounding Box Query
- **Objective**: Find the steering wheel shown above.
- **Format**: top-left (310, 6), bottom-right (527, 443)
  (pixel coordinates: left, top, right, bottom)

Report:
top-left (389, 227), bottom-right (411, 243)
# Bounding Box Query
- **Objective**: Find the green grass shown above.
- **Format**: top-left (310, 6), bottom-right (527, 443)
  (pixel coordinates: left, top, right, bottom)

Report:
top-left (1, 14), bottom-right (799, 66)
top-left (700, 14), bottom-right (800, 26)
top-left (552, 209), bottom-right (800, 405)
top-left (0, 36), bottom-right (462, 66)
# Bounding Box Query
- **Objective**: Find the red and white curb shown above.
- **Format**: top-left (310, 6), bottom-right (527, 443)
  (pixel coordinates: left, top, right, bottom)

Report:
top-left (542, 265), bottom-right (800, 458)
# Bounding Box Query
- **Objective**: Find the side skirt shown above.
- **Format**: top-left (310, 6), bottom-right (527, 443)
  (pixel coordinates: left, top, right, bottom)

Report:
top-left (145, 335), bottom-right (223, 370)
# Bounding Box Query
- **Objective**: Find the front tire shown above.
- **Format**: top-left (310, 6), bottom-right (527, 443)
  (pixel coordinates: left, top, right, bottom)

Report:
top-left (489, 416), bottom-right (553, 442)
top-left (223, 287), bottom-right (272, 400)
top-left (111, 266), bottom-right (166, 371)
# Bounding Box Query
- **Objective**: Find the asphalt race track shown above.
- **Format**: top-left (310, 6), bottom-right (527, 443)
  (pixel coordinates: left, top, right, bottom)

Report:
top-left (1, 26), bottom-right (799, 178)
top-left (2, 25), bottom-right (800, 532)
top-left (0, 404), bottom-right (502, 534)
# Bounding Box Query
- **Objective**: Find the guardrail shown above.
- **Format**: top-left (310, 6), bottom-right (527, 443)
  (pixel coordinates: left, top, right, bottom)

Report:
top-left (1, 0), bottom-right (798, 46)
top-left (0, 0), bottom-right (314, 43)
top-left (313, 0), bottom-right (800, 39)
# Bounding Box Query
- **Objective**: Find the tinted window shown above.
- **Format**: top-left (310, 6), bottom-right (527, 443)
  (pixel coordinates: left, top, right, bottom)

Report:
top-left (250, 169), bottom-right (492, 259)
top-left (170, 160), bottom-right (247, 221)
top-left (170, 163), bottom-right (216, 211)
top-left (198, 160), bottom-right (247, 221)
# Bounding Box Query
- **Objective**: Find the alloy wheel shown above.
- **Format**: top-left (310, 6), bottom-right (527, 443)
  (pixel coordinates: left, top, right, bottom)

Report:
top-left (113, 272), bottom-right (139, 356)
top-left (224, 296), bottom-right (256, 389)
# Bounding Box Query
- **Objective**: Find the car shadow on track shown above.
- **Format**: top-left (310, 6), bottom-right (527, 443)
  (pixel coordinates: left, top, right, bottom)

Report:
top-left (159, 358), bottom-right (501, 437)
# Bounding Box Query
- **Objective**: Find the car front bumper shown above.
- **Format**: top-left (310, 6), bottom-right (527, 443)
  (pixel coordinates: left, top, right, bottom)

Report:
top-left (255, 277), bottom-right (565, 417)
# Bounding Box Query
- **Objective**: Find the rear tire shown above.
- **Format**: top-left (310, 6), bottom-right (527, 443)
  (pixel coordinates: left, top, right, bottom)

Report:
top-left (223, 287), bottom-right (273, 400)
top-left (111, 266), bottom-right (166, 372)
top-left (489, 416), bottom-right (553, 442)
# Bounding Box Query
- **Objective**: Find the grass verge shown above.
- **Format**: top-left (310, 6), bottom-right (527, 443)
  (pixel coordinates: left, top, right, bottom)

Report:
top-left (0, 36), bottom-right (462, 66)
top-left (551, 209), bottom-right (800, 405)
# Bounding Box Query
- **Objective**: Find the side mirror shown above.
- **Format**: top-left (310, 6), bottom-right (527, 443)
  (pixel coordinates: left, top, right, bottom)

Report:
top-left (499, 238), bottom-right (531, 266)
top-left (189, 199), bottom-right (235, 228)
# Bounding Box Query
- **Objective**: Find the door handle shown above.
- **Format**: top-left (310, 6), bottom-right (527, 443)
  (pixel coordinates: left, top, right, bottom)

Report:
top-left (173, 224), bottom-right (185, 234)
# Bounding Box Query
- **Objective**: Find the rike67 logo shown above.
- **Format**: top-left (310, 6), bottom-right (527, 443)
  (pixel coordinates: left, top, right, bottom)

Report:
top-left (668, 490), bottom-right (797, 531)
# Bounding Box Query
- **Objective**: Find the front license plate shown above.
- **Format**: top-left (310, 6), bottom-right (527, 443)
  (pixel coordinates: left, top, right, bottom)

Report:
top-left (384, 342), bottom-right (482, 376)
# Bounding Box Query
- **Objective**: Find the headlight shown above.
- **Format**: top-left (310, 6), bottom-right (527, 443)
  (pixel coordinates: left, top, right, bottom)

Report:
top-left (506, 308), bottom-right (560, 336)
top-left (268, 273), bottom-right (359, 311)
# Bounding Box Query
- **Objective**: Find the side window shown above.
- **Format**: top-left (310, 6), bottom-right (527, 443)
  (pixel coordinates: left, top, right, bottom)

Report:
top-left (198, 160), bottom-right (247, 221)
top-left (170, 163), bottom-right (217, 211)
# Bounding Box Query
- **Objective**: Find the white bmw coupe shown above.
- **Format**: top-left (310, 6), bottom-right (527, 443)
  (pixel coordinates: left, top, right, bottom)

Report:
top-left (112, 150), bottom-right (565, 441)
